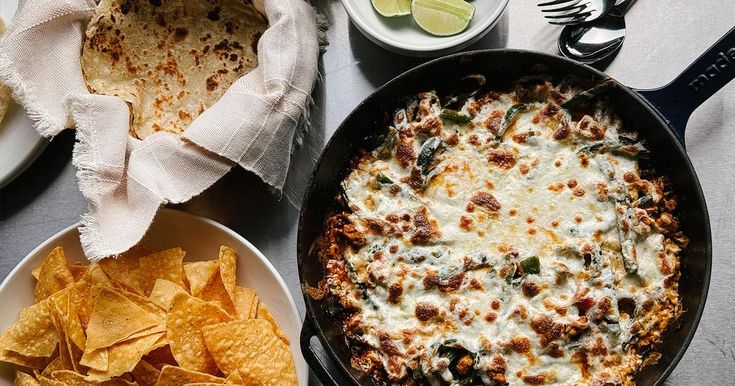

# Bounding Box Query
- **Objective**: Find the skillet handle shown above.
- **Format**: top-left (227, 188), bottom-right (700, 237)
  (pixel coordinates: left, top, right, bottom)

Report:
top-left (634, 26), bottom-right (735, 146)
top-left (300, 316), bottom-right (351, 386)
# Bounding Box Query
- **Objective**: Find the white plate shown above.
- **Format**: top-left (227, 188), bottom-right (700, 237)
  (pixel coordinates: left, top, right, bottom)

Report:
top-left (0, 0), bottom-right (47, 188)
top-left (0, 208), bottom-right (307, 385)
top-left (341, 0), bottom-right (509, 57)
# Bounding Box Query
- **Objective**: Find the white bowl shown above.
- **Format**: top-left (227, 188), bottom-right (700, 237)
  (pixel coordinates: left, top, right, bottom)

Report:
top-left (340, 0), bottom-right (509, 57)
top-left (0, 209), bottom-right (307, 385)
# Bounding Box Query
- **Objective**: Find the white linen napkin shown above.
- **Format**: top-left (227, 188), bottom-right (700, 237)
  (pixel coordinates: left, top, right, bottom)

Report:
top-left (0, 0), bottom-right (324, 260)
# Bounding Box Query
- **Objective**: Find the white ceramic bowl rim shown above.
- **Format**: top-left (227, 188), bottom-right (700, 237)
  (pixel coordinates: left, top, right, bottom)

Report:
top-left (340, 0), bottom-right (510, 52)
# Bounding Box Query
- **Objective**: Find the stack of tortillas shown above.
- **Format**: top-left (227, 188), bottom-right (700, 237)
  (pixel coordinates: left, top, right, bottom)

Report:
top-left (0, 0), bottom-right (324, 260)
top-left (81, 0), bottom-right (268, 139)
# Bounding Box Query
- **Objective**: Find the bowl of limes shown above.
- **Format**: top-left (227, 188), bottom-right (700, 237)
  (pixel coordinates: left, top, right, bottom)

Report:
top-left (341, 0), bottom-right (509, 57)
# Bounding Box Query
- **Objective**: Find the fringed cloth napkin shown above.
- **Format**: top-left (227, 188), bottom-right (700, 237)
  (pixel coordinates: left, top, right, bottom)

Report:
top-left (0, 0), bottom-right (325, 260)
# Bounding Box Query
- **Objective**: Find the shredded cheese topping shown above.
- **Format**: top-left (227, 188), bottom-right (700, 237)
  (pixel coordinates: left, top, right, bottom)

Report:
top-left (315, 79), bottom-right (685, 386)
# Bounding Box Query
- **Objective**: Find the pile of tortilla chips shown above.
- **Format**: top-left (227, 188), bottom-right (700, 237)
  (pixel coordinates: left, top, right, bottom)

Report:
top-left (0, 245), bottom-right (297, 386)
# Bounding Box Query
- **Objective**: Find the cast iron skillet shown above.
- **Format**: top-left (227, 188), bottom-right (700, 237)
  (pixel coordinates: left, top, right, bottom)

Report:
top-left (298, 27), bottom-right (734, 386)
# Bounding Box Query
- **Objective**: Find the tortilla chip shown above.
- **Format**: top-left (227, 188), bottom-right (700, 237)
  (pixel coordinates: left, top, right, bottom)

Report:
top-left (97, 246), bottom-right (150, 294)
top-left (183, 261), bottom-right (219, 297)
top-left (148, 332), bottom-right (168, 353)
top-left (85, 287), bottom-right (158, 351)
top-left (256, 304), bottom-right (289, 345)
top-left (69, 265), bottom-right (89, 282)
top-left (50, 309), bottom-right (85, 374)
top-left (64, 336), bottom-right (85, 374)
top-left (14, 371), bottom-right (40, 386)
top-left (142, 345), bottom-right (177, 370)
top-left (217, 247), bottom-right (237, 300)
top-left (36, 375), bottom-right (65, 386)
top-left (34, 247), bottom-right (75, 302)
top-left (79, 348), bottom-right (107, 371)
top-left (201, 319), bottom-right (297, 385)
top-left (51, 370), bottom-right (137, 385)
top-left (31, 266), bottom-right (42, 281)
top-left (2, 299), bottom-right (58, 357)
top-left (115, 288), bottom-right (166, 326)
top-left (184, 384), bottom-right (229, 386)
top-left (166, 293), bottom-right (231, 374)
top-left (41, 356), bottom-right (67, 376)
top-left (198, 270), bottom-right (235, 315)
top-left (156, 365), bottom-right (225, 386)
top-left (0, 335), bottom-right (48, 369)
top-left (73, 265), bottom-right (114, 329)
top-left (83, 264), bottom-right (113, 287)
top-left (50, 287), bottom-right (86, 351)
top-left (149, 279), bottom-right (188, 311)
top-left (131, 360), bottom-right (160, 386)
top-left (86, 332), bottom-right (164, 381)
top-left (224, 369), bottom-right (244, 384)
top-left (137, 248), bottom-right (185, 296)
top-left (233, 287), bottom-right (258, 320)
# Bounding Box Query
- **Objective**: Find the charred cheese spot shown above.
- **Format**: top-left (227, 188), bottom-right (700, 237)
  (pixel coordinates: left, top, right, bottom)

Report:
top-left (507, 336), bottom-right (532, 353)
top-left (415, 302), bottom-right (439, 321)
top-left (470, 191), bottom-right (501, 212)
top-left (488, 149), bottom-right (517, 169)
top-left (410, 206), bottom-right (440, 244)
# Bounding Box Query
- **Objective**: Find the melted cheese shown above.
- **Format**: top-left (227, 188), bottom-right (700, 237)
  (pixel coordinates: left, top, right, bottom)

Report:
top-left (330, 85), bottom-right (681, 385)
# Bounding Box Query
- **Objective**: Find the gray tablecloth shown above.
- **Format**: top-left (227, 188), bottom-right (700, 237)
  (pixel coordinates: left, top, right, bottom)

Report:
top-left (1, 0), bottom-right (733, 384)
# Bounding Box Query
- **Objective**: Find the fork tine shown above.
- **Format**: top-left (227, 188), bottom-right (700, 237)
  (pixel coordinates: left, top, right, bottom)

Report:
top-left (541, 3), bottom-right (586, 14)
top-left (545, 10), bottom-right (591, 19)
top-left (543, 8), bottom-right (588, 19)
top-left (548, 14), bottom-right (592, 24)
top-left (537, 0), bottom-right (576, 7)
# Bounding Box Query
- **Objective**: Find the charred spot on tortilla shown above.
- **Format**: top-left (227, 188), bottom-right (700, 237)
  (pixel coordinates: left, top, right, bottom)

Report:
top-left (81, 0), bottom-right (267, 139)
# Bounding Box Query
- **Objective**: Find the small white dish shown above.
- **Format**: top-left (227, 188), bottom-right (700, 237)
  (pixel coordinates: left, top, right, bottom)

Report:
top-left (340, 0), bottom-right (509, 57)
top-left (0, 0), bottom-right (48, 188)
top-left (0, 208), bottom-right (307, 385)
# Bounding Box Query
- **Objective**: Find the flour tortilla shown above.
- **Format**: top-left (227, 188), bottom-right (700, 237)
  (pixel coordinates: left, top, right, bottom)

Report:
top-left (81, 0), bottom-right (267, 139)
top-left (0, 17), bottom-right (11, 126)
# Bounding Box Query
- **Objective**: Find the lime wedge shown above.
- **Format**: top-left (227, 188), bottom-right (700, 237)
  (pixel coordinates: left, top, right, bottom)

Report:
top-left (411, 0), bottom-right (475, 36)
top-left (371, 0), bottom-right (412, 17)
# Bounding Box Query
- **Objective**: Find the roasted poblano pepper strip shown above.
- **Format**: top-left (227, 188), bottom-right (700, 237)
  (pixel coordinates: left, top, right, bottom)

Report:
top-left (561, 77), bottom-right (615, 109)
top-left (440, 348), bottom-right (458, 361)
top-left (503, 263), bottom-right (517, 284)
top-left (374, 127), bottom-right (398, 159)
top-left (577, 142), bottom-right (606, 154)
top-left (417, 137), bottom-right (444, 175)
top-left (577, 139), bottom-right (649, 159)
top-left (635, 194), bottom-right (653, 207)
top-left (412, 367), bottom-right (424, 380)
top-left (520, 256), bottom-right (541, 275)
top-left (445, 74), bottom-right (486, 108)
top-left (458, 374), bottom-right (475, 385)
top-left (440, 109), bottom-right (472, 123)
top-left (617, 203), bottom-right (639, 273)
top-left (594, 155), bottom-right (639, 273)
top-left (495, 103), bottom-right (529, 141)
top-left (376, 173), bottom-right (394, 185)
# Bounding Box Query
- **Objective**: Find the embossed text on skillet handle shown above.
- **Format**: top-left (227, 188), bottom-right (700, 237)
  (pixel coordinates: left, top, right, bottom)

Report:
top-left (634, 26), bottom-right (735, 146)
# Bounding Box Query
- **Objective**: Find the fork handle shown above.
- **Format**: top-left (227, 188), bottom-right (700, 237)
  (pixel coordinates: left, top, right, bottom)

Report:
top-left (634, 26), bottom-right (735, 146)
